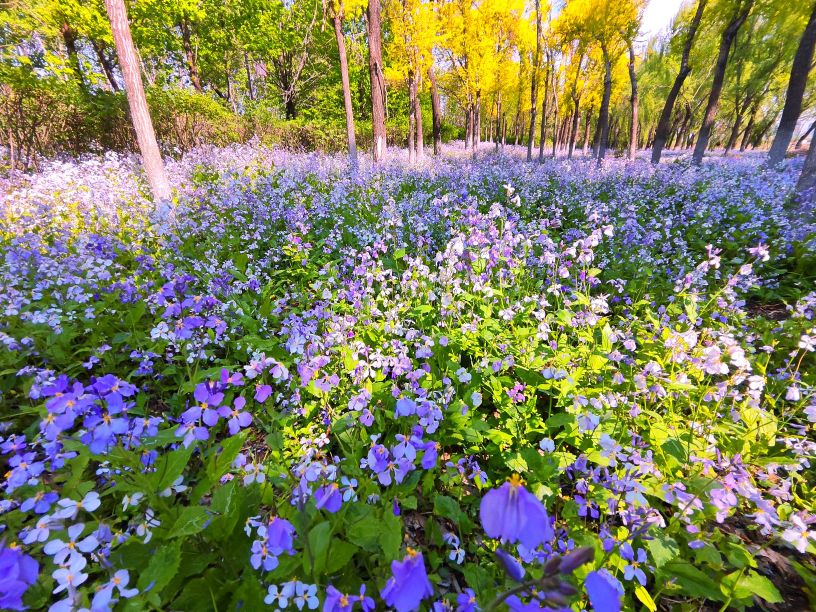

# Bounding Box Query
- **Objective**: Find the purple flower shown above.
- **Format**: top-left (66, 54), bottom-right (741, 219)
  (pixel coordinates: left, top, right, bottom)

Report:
top-left (455, 589), bottom-right (478, 612)
top-left (494, 548), bottom-right (526, 581)
top-left (479, 475), bottom-right (553, 549)
top-left (217, 397), bottom-right (252, 435)
top-left (90, 569), bottom-right (139, 609)
top-left (0, 543), bottom-right (39, 611)
top-left (585, 569), bottom-right (623, 612)
top-left (254, 383), bottom-right (273, 403)
top-left (323, 585), bottom-right (354, 612)
top-left (381, 549), bottom-right (434, 612)
top-left (315, 484), bottom-right (343, 513)
top-left (620, 543), bottom-right (648, 585)
top-left (44, 523), bottom-right (99, 564)
top-left (193, 382), bottom-right (224, 425)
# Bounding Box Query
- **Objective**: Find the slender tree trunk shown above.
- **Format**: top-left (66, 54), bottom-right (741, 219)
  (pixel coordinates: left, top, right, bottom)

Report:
top-left (495, 93), bottom-right (502, 151)
top-left (692, 0), bottom-right (753, 165)
top-left (474, 90), bottom-right (481, 155)
top-left (551, 71), bottom-right (559, 157)
top-left (527, 0), bottom-right (542, 161)
top-left (407, 70), bottom-right (416, 163)
top-left (179, 17), bottom-right (203, 92)
top-left (244, 53), bottom-right (255, 101)
top-left (596, 43), bottom-right (613, 163)
top-left (104, 0), bottom-right (171, 203)
top-left (332, 12), bottom-right (358, 171)
top-left (367, 0), bottom-right (387, 162)
top-left (627, 39), bottom-right (638, 159)
top-left (465, 102), bottom-right (472, 149)
top-left (538, 55), bottom-right (550, 161)
top-left (769, 2), bottom-right (816, 164)
top-left (582, 107), bottom-right (592, 154)
top-left (652, 0), bottom-right (708, 163)
top-left (724, 104), bottom-right (745, 155)
top-left (568, 101), bottom-right (580, 159)
top-left (795, 119), bottom-right (816, 149)
top-left (429, 65), bottom-right (441, 155)
top-left (797, 139), bottom-right (816, 202)
top-left (414, 72), bottom-right (424, 160)
top-left (61, 23), bottom-right (87, 91)
top-left (92, 40), bottom-right (120, 91)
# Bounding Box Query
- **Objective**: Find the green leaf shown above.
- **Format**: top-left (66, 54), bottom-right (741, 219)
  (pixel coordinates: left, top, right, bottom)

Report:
top-left (346, 512), bottom-right (380, 552)
top-left (138, 540), bottom-right (181, 592)
top-left (326, 540), bottom-right (359, 573)
top-left (646, 534), bottom-right (679, 569)
top-left (662, 561), bottom-right (725, 601)
top-left (307, 521), bottom-right (332, 576)
top-left (151, 445), bottom-right (194, 492)
top-left (738, 571), bottom-right (783, 604)
top-left (379, 512), bottom-right (402, 560)
top-left (170, 506), bottom-right (210, 538)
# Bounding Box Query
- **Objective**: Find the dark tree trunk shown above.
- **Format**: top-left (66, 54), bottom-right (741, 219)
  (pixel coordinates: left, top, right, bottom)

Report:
top-left (797, 139), bottom-right (816, 202)
top-left (627, 39), bottom-right (638, 159)
top-left (582, 107), bottom-right (592, 154)
top-left (596, 43), bottom-right (613, 163)
top-left (652, 0), bottom-right (708, 163)
top-left (179, 17), bottom-right (203, 92)
top-left (104, 0), bottom-right (171, 203)
top-left (367, 0), bottom-right (387, 162)
top-left (769, 2), bottom-right (816, 164)
top-left (538, 55), bottom-right (550, 161)
top-left (61, 23), bottom-right (87, 91)
top-left (332, 12), bottom-right (358, 171)
top-left (414, 71), bottom-right (424, 160)
top-left (692, 0), bottom-right (753, 165)
top-left (495, 93), bottom-right (502, 151)
top-left (795, 119), bottom-right (816, 149)
top-left (429, 65), bottom-right (441, 155)
top-left (407, 70), bottom-right (416, 162)
top-left (92, 40), bottom-right (120, 91)
top-left (568, 102), bottom-right (581, 159)
top-left (244, 53), bottom-right (255, 101)
top-left (527, 0), bottom-right (542, 161)
top-left (551, 69), bottom-right (559, 157)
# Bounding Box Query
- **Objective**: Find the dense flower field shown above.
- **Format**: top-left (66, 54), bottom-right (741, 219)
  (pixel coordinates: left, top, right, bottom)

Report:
top-left (1, 145), bottom-right (815, 611)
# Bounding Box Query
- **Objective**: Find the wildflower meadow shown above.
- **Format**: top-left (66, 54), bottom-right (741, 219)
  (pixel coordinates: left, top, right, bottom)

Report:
top-left (1, 145), bottom-right (815, 611)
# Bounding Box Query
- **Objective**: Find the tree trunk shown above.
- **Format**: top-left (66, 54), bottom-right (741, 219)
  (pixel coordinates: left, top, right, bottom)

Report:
top-left (724, 104), bottom-right (745, 155)
top-left (527, 0), bottom-right (542, 161)
top-left (179, 17), bottom-right (203, 92)
top-left (582, 107), bottom-right (592, 154)
top-left (769, 2), bottom-right (816, 164)
top-left (465, 102), bottom-right (472, 149)
top-left (429, 65), bottom-right (441, 155)
top-left (367, 0), bottom-right (387, 162)
top-left (568, 102), bottom-right (580, 159)
top-left (551, 70), bottom-right (559, 157)
top-left (495, 93), bottom-right (502, 151)
top-left (407, 70), bottom-right (416, 163)
top-left (92, 40), bottom-right (120, 91)
top-left (61, 23), bottom-right (87, 91)
top-left (627, 39), bottom-right (638, 159)
top-left (538, 55), bottom-right (550, 162)
top-left (652, 0), bottom-right (708, 163)
top-left (596, 43), bottom-right (613, 163)
top-left (244, 53), bottom-right (255, 101)
top-left (797, 139), bottom-right (816, 203)
top-left (474, 90), bottom-right (481, 155)
top-left (795, 119), bottom-right (816, 149)
top-left (104, 0), bottom-right (171, 203)
top-left (692, 0), bottom-right (753, 165)
top-left (332, 12), bottom-right (358, 171)
top-left (414, 71), bottom-right (424, 160)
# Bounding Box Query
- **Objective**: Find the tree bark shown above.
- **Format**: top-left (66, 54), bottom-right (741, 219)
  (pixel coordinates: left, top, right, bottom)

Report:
top-left (92, 40), bottom-right (120, 91)
top-left (795, 118), bottom-right (816, 149)
top-left (61, 23), bottom-right (87, 91)
top-left (527, 0), bottom-right (542, 161)
top-left (407, 70), bottom-right (416, 162)
top-left (551, 67), bottom-right (559, 157)
top-left (627, 39), bottom-right (638, 159)
top-left (797, 138), bottom-right (816, 203)
top-left (568, 103), bottom-right (580, 159)
top-left (538, 54), bottom-right (550, 161)
top-left (768, 2), bottom-right (816, 165)
top-left (332, 12), bottom-right (358, 171)
top-left (692, 0), bottom-right (753, 165)
top-left (414, 71), bottom-right (424, 160)
top-left (474, 89), bottom-right (481, 155)
top-left (596, 42), bottom-right (613, 163)
top-left (104, 0), bottom-right (171, 203)
top-left (495, 93), bottom-right (502, 151)
top-left (582, 107), bottom-right (592, 154)
top-left (652, 0), bottom-right (707, 163)
top-left (367, 0), bottom-right (387, 162)
top-left (179, 17), bottom-right (203, 92)
top-left (429, 65), bottom-right (441, 155)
